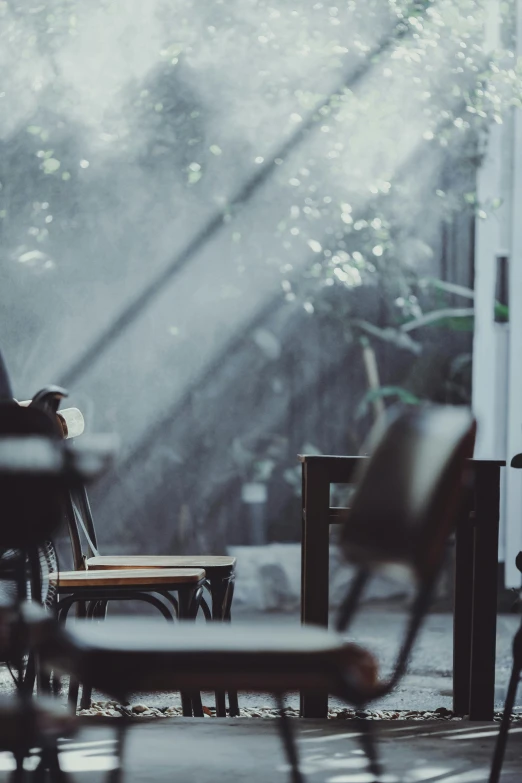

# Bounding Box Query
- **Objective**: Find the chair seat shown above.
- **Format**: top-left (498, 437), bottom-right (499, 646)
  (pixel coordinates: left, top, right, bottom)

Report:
top-left (45, 619), bottom-right (378, 696)
top-left (49, 568), bottom-right (206, 587)
top-left (85, 555), bottom-right (236, 571)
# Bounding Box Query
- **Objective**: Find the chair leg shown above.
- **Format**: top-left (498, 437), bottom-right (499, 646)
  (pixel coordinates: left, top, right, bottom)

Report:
top-left (224, 578), bottom-right (240, 717)
top-left (156, 591), bottom-right (179, 618)
top-left (12, 751), bottom-right (26, 783)
top-left (209, 576), bottom-right (228, 716)
top-left (355, 717), bottom-right (382, 782)
top-left (209, 575), bottom-right (239, 716)
top-left (35, 743), bottom-right (69, 783)
top-left (65, 600), bottom-right (87, 710)
top-left (22, 653), bottom-right (36, 696)
top-left (276, 694), bottom-right (303, 783)
top-left (178, 586), bottom-right (204, 717)
top-left (133, 592), bottom-right (176, 621)
top-left (215, 691), bottom-right (227, 717)
top-left (108, 714), bottom-right (128, 783)
top-left (228, 690), bottom-right (240, 718)
top-left (489, 647), bottom-right (521, 783)
top-left (80, 601), bottom-right (108, 710)
top-left (79, 681), bottom-right (94, 711)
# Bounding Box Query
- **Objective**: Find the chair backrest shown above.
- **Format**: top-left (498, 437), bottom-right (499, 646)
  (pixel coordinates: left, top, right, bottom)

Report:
top-left (65, 483), bottom-right (100, 569)
top-left (340, 405), bottom-right (476, 584)
top-left (0, 351), bottom-right (13, 401)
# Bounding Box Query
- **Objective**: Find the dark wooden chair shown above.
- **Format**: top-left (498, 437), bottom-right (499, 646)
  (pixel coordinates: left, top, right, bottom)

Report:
top-left (41, 405), bottom-right (476, 783)
top-left (29, 387), bottom-right (238, 717)
top-left (31, 390), bottom-right (236, 633)
top-left (48, 387), bottom-right (239, 717)
top-left (26, 388), bottom-right (209, 717)
top-left (489, 453), bottom-right (522, 783)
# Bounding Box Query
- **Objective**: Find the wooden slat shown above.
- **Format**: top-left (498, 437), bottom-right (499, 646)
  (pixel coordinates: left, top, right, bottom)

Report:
top-left (299, 454), bottom-right (506, 467)
top-left (49, 568), bottom-right (205, 586)
top-left (298, 455), bottom-right (367, 482)
top-left (86, 555), bottom-right (236, 570)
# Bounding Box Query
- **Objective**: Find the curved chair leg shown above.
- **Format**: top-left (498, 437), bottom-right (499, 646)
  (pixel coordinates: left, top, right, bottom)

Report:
top-left (489, 621), bottom-right (522, 783)
top-left (199, 592), bottom-right (212, 621)
top-left (133, 592), bottom-right (176, 621)
top-left (154, 590), bottom-right (179, 618)
top-left (177, 586), bottom-right (204, 717)
top-left (57, 597), bottom-right (78, 623)
top-left (224, 578), bottom-right (240, 717)
top-left (80, 594), bottom-right (174, 711)
top-left (94, 600), bottom-right (108, 619)
top-left (208, 574), bottom-right (239, 716)
top-left (209, 577), bottom-right (228, 621)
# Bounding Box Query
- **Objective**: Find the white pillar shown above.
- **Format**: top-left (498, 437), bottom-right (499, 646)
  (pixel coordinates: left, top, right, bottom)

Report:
top-left (504, 0), bottom-right (522, 586)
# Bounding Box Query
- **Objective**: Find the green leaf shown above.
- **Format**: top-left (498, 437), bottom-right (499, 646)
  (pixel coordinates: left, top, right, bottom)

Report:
top-left (352, 319), bottom-right (422, 354)
top-left (401, 308), bottom-right (474, 332)
top-left (187, 170), bottom-right (202, 185)
top-left (421, 278), bottom-right (474, 300)
top-left (41, 158), bottom-right (60, 174)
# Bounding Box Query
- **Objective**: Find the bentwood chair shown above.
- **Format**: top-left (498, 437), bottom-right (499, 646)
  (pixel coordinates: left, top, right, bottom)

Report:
top-left (31, 387), bottom-right (238, 716)
top-left (30, 390), bottom-right (237, 636)
top-left (42, 405), bottom-right (475, 783)
top-left (28, 387), bottom-right (238, 716)
top-left (489, 453), bottom-right (522, 783)
top-left (26, 388), bottom-right (207, 717)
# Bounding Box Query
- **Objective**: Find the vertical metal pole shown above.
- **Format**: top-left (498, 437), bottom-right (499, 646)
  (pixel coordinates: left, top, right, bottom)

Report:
top-left (469, 463), bottom-right (501, 720)
top-left (453, 492), bottom-right (474, 714)
top-left (300, 459), bottom-right (330, 718)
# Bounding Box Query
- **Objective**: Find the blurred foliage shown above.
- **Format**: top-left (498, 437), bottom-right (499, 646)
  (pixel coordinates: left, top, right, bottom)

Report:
top-left (0, 0), bottom-right (520, 421)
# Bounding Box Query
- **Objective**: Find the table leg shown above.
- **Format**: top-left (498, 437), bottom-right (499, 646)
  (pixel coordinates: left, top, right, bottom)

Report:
top-left (300, 461), bottom-right (330, 718)
top-left (468, 465), bottom-right (500, 720)
top-left (453, 502), bottom-right (474, 715)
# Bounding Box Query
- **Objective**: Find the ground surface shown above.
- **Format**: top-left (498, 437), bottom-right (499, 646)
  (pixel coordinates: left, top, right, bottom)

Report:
top-left (0, 719), bottom-right (521, 782)
top-left (1, 607), bottom-right (520, 712)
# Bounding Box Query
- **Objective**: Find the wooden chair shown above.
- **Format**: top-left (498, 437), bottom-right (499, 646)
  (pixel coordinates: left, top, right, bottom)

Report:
top-left (41, 405), bottom-right (476, 783)
top-left (489, 453), bottom-right (522, 783)
top-left (30, 389), bottom-right (236, 629)
top-left (26, 388), bottom-right (209, 716)
top-left (30, 387), bottom-right (237, 717)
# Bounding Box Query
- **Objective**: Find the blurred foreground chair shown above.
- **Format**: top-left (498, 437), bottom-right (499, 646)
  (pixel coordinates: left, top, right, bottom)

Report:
top-left (489, 453), bottom-right (522, 783)
top-left (0, 402), bottom-right (112, 780)
top-left (42, 405), bottom-right (475, 783)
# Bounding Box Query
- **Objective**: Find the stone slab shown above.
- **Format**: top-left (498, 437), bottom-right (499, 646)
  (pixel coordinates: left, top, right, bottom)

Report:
top-left (0, 719), bottom-right (520, 782)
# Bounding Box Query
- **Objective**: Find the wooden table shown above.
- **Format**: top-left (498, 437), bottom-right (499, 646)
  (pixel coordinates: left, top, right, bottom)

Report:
top-left (299, 454), bottom-right (505, 721)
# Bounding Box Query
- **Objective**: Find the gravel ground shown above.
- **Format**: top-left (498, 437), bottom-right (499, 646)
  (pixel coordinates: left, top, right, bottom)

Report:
top-left (78, 701), bottom-right (522, 722)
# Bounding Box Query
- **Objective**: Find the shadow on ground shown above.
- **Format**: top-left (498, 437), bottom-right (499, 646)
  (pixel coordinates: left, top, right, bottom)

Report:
top-left (0, 719), bottom-right (520, 782)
